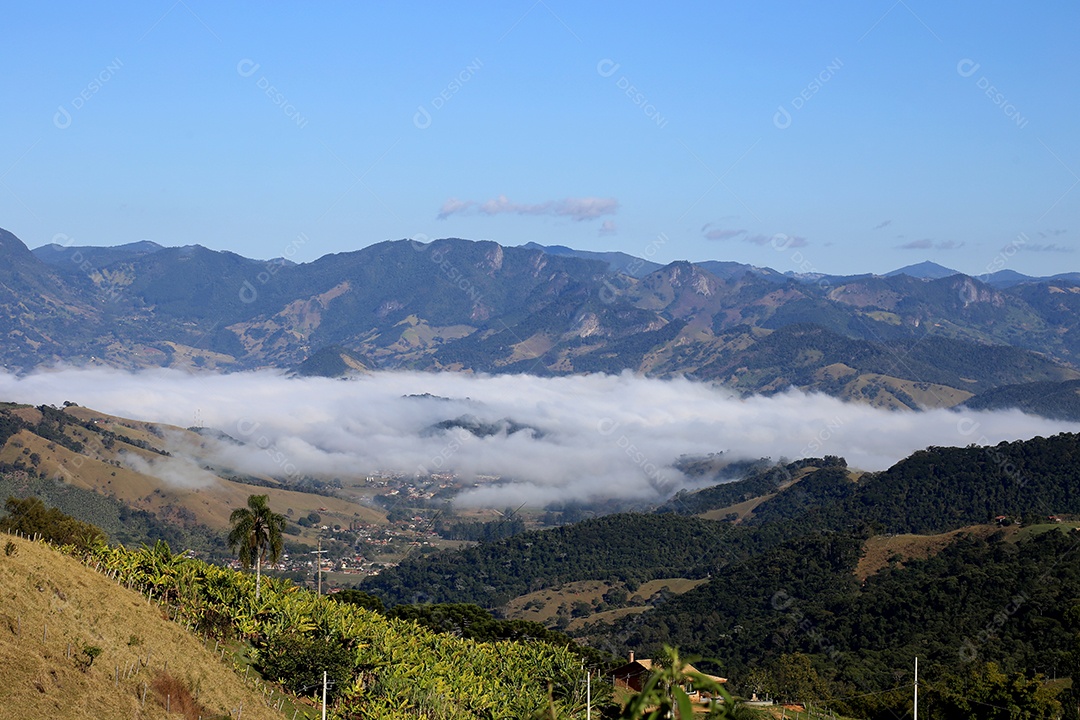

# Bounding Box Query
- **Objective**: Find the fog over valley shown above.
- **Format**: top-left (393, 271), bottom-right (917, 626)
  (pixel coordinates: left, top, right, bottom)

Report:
top-left (2, 367), bottom-right (1075, 507)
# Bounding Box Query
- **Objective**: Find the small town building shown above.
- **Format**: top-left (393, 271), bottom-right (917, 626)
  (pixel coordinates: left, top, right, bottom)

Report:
top-left (610, 652), bottom-right (727, 700)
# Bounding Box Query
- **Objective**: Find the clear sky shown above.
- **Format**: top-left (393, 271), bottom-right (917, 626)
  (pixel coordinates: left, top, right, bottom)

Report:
top-left (2, 2), bottom-right (1077, 277)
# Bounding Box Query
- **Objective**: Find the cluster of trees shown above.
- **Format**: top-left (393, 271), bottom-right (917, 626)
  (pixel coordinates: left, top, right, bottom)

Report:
top-left (735, 653), bottom-right (1062, 720)
top-left (225, 471), bottom-right (342, 499)
top-left (667, 432), bottom-right (1080, 547)
top-left (660, 457), bottom-right (847, 517)
top-left (782, 433), bottom-right (1080, 535)
top-left (38, 403), bottom-right (170, 456)
top-left (435, 515), bottom-right (526, 542)
top-left (0, 403), bottom-right (171, 460)
top-left (0, 406), bottom-right (26, 448)
top-left (0, 496), bottom-right (105, 550)
top-left (295, 511), bottom-right (322, 528)
top-left (362, 513), bottom-right (736, 607)
top-left (0, 473), bottom-right (230, 559)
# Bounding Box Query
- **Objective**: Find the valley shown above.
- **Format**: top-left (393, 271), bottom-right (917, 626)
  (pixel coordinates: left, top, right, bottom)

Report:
top-left (4, 232), bottom-right (1080, 718)
top-left (7, 4), bottom-right (1075, 716)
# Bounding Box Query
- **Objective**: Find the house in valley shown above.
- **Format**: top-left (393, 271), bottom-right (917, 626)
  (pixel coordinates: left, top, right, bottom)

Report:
top-left (610, 652), bottom-right (727, 700)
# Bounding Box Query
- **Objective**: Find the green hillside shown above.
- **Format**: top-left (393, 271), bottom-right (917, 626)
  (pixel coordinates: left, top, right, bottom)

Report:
top-left (363, 433), bottom-right (1080, 718)
top-left (366, 433), bottom-right (1080, 612)
top-left (361, 513), bottom-right (738, 608)
top-left (615, 529), bottom-right (1075, 719)
top-left (963, 378), bottom-right (1080, 421)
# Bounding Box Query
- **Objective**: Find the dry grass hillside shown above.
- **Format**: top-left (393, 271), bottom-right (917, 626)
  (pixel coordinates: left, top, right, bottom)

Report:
top-left (503, 577), bottom-right (708, 631)
top-left (855, 524), bottom-right (1017, 581)
top-left (0, 405), bottom-right (383, 543)
top-left (0, 535), bottom-right (285, 719)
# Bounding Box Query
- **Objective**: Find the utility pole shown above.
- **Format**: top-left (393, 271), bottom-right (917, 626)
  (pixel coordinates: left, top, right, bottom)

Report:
top-left (586, 668), bottom-right (591, 720)
top-left (311, 539), bottom-right (327, 595)
top-left (322, 670), bottom-right (328, 720)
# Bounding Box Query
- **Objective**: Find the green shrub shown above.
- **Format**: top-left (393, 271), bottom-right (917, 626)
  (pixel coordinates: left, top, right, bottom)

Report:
top-left (258, 632), bottom-right (355, 702)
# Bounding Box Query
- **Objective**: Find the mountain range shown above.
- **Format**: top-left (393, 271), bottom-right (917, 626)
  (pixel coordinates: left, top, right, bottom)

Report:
top-left (6, 227), bottom-right (1080, 415)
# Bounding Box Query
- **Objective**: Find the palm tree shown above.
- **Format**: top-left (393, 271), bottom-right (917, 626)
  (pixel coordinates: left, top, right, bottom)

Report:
top-left (228, 494), bottom-right (286, 600)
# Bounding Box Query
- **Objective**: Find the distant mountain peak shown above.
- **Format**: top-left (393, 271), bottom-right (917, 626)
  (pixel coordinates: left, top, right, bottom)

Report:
top-left (885, 261), bottom-right (961, 280)
top-left (295, 345), bottom-right (371, 377)
top-left (519, 241), bottom-right (662, 277)
top-left (0, 227), bottom-right (36, 258)
top-left (123, 240), bottom-right (164, 251)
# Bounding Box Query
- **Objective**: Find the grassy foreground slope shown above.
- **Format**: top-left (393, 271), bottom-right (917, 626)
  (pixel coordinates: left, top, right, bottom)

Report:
top-left (0, 535), bottom-right (280, 719)
top-left (0, 531), bottom-right (589, 719)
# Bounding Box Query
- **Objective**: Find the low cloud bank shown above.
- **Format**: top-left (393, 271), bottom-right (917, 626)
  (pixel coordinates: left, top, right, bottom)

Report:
top-left (1, 368), bottom-right (1076, 507)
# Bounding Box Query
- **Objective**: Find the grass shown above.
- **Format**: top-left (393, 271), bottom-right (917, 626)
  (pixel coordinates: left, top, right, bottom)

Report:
top-left (0, 534), bottom-right (286, 719)
top-left (840, 373), bottom-right (972, 410)
top-left (855, 524), bottom-right (1016, 580)
top-left (696, 465), bottom-right (825, 524)
top-left (503, 577), bottom-right (708, 630)
top-left (699, 494), bottom-right (777, 522)
top-left (857, 522), bottom-right (1080, 580)
top-left (1012, 521), bottom-right (1080, 542)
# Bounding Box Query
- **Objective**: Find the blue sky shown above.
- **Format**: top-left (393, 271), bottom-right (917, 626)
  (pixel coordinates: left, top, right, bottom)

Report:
top-left (2, 1), bottom-right (1078, 276)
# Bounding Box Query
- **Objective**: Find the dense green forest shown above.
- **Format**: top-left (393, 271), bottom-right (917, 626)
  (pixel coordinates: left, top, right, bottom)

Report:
top-left (672, 432), bottom-right (1080, 538)
top-left (798, 433), bottom-right (1080, 534)
top-left (614, 529), bottom-right (1080, 719)
top-left (963, 379), bottom-right (1080, 421)
top-left (366, 434), bottom-right (1080, 609)
top-left (362, 513), bottom-right (738, 606)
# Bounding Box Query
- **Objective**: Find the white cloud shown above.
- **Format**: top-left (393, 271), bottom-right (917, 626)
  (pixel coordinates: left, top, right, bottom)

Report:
top-left (1014, 243), bottom-right (1073, 253)
top-left (437, 195), bottom-right (618, 222)
top-left (703, 228), bottom-right (747, 241)
top-left (1, 368), bottom-right (1075, 508)
top-left (121, 452), bottom-right (220, 489)
top-left (898, 239), bottom-right (964, 250)
top-left (703, 227), bottom-right (808, 247)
